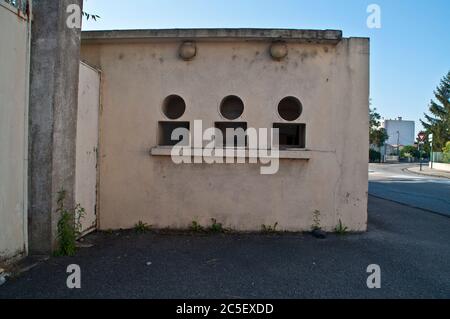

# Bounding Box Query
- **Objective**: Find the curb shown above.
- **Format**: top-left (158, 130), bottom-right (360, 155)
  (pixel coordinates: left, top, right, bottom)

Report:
top-left (404, 168), bottom-right (450, 180)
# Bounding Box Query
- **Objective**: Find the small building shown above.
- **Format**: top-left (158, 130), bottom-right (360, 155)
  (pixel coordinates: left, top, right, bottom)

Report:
top-left (382, 117), bottom-right (415, 148)
top-left (80, 29), bottom-right (369, 232)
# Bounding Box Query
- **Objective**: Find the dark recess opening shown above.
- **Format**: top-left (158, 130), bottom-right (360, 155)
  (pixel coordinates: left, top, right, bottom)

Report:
top-left (273, 123), bottom-right (306, 149)
top-left (159, 122), bottom-right (190, 146)
top-left (278, 96), bottom-right (303, 121)
top-left (215, 122), bottom-right (248, 147)
top-left (163, 95), bottom-right (186, 120)
top-left (220, 96), bottom-right (244, 120)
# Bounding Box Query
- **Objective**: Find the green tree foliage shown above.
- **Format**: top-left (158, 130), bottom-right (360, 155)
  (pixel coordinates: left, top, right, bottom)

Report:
top-left (443, 141), bottom-right (450, 163)
top-left (82, 0), bottom-right (100, 21)
top-left (400, 145), bottom-right (420, 159)
top-left (421, 71), bottom-right (450, 151)
top-left (369, 108), bottom-right (389, 148)
top-left (82, 12), bottom-right (100, 21)
top-left (369, 149), bottom-right (381, 162)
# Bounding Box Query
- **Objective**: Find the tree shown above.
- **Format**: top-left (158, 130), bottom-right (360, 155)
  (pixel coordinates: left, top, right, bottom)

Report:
top-left (369, 108), bottom-right (389, 148)
top-left (369, 107), bottom-right (389, 163)
top-left (443, 141), bottom-right (450, 163)
top-left (421, 71), bottom-right (450, 151)
top-left (82, 12), bottom-right (100, 21)
top-left (82, 0), bottom-right (100, 21)
top-left (400, 145), bottom-right (420, 159)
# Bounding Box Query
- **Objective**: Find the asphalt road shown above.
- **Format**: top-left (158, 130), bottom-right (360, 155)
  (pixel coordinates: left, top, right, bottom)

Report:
top-left (1, 196), bottom-right (450, 299)
top-left (369, 163), bottom-right (450, 216)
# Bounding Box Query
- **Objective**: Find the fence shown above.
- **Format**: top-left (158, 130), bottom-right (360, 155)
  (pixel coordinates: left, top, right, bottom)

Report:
top-left (431, 152), bottom-right (450, 164)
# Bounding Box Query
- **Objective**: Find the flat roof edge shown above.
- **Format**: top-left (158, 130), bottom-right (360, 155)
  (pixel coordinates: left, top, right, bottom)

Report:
top-left (81, 28), bottom-right (343, 44)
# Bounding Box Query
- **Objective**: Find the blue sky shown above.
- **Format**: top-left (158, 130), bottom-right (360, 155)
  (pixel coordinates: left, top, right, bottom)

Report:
top-left (83, 0), bottom-right (450, 133)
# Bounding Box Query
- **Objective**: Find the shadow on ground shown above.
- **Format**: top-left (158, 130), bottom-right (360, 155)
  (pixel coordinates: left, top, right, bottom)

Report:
top-left (1, 196), bottom-right (450, 299)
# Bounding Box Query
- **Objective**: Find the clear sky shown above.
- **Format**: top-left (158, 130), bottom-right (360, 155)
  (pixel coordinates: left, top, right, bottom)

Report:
top-left (83, 0), bottom-right (450, 133)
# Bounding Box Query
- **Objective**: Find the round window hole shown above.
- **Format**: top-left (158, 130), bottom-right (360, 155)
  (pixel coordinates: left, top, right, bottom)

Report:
top-left (278, 96), bottom-right (303, 121)
top-left (163, 95), bottom-right (186, 120)
top-left (220, 95), bottom-right (244, 120)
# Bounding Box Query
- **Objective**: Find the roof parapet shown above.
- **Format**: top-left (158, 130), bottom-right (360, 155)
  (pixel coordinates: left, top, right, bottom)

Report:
top-left (81, 28), bottom-right (343, 44)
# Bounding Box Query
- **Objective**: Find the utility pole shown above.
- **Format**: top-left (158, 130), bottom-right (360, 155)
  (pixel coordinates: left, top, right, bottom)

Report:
top-left (419, 143), bottom-right (423, 171)
top-left (429, 134), bottom-right (434, 169)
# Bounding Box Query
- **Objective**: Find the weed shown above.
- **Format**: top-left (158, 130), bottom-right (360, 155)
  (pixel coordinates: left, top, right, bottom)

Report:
top-left (55, 190), bottom-right (85, 257)
top-left (312, 210), bottom-right (321, 231)
top-left (209, 218), bottom-right (224, 233)
top-left (335, 219), bottom-right (349, 235)
top-left (190, 220), bottom-right (205, 232)
top-left (134, 221), bottom-right (151, 233)
top-left (261, 222), bottom-right (279, 233)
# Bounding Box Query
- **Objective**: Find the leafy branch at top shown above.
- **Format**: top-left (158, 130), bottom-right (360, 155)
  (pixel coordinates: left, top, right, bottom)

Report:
top-left (82, 11), bottom-right (100, 21)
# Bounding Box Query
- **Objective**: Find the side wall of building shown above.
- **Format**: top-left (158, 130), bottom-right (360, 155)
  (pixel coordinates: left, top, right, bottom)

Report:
top-left (81, 37), bottom-right (369, 232)
top-left (0, 2), bottom-right (30, 263)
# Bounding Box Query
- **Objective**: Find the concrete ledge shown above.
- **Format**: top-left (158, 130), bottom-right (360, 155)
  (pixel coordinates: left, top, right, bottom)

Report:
top-left (150, 147), bottom-right (312, 160)
top-left (82, 28), bottom-right (343, 44)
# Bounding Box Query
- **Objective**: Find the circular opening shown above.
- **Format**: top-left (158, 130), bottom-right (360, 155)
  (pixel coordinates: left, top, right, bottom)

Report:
top-left (163, 95), bottom-right (186, 120)
top-left (278, 96), bottom-right (303, 121)
top-left (220, 95), bottom-right (244, 120)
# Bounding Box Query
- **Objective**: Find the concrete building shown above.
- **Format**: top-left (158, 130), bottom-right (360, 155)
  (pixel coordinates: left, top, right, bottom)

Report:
top-left (382, 117), bottom-right (415, 148)
top-left (80, 29), bottom-right (370, 232)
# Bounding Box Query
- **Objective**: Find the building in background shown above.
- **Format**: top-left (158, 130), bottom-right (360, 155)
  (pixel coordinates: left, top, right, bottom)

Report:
top-left (382, 117), bottom-right (415, 149)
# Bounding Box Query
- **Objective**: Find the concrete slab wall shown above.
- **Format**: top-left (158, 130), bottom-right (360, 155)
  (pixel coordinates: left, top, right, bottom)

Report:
top-left (0, 1), bottom-right (30, 263)
top-left (28, 0), bottom-right (83, 254)
top-left (81, 31), bottom-right (369, 232)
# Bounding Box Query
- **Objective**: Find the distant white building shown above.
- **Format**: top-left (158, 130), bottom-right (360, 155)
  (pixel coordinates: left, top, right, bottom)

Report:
top-left (382, 117), bottom-right (415, 147)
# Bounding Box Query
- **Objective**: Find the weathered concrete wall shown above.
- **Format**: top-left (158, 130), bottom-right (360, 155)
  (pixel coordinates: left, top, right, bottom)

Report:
top-left (28, 0), bottom-right (83, 254)
top-left (81, 30), bottom-right (369, 232)
top-left (0, 1), bottom-right (30, 263)
top-left (76, 62), bottom-right (100, 235)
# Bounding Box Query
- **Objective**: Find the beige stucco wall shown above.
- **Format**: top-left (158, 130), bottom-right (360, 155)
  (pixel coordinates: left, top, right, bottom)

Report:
top-left (0, 2), bottom-right (30, 262)
top-left (81, 33), bottom-right (369, 232)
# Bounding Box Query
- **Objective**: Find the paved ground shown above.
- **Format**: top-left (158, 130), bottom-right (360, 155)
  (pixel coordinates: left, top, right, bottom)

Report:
top-left (369, 163), bottom-right (450, 216)
top-left (1, 196), bottom-right (450, 299)
top-left (407, 165), bottom-right (450, 179)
